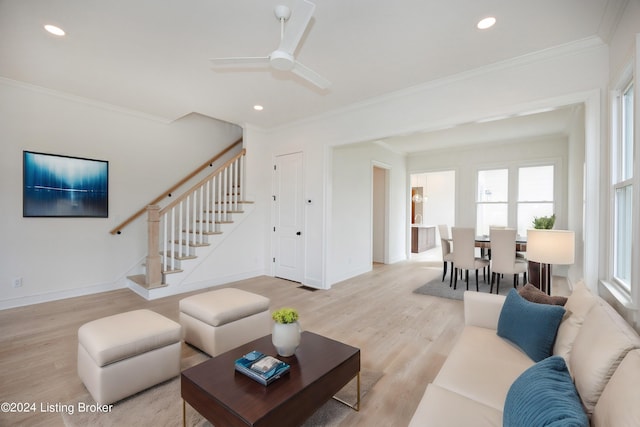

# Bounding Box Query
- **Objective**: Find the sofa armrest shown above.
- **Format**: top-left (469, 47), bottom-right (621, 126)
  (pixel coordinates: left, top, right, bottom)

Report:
top-left (463, 291), bottom-right (506, 330)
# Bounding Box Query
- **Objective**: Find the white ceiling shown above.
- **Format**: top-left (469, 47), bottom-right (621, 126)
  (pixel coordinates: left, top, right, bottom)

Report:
top-left (0, 0), bottom-right (626, 141)
top-left (381, 104), bottom-right (583, 153)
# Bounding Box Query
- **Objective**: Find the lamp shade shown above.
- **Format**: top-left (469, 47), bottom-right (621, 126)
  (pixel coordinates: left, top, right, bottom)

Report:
top-left (526, 229), bottom-right (575, 265)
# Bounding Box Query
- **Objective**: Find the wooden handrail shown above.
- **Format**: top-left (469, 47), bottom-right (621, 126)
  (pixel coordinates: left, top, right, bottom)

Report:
top-left (160, 149), bottom-right (246, 215)
top-left (110, 138), bottom-right (242, 235)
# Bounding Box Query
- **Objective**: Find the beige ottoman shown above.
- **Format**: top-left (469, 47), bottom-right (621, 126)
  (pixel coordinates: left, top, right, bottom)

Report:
top-left (77, 309), bottom-right (182, 405)
top-left (179, 288), bottom-right (271, 356)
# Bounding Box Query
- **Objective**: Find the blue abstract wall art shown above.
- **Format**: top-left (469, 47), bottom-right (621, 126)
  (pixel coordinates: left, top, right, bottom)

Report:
top-left (23, 151), bottom-right (109, 218)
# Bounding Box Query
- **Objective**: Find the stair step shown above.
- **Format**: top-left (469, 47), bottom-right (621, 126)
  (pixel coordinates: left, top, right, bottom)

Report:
top-left (170, 240), bottom-right (210, 248)
top-left (195, 220), bottom-right (234, 225)
top-left (161, 251), bottom-right (198, 260)
top-left (214, 200), bottom-right (254, 205)
top-left (163, 267), bottom-right (184, 275)
top-left (183, 229), bottom-right (223, 235)
top-left (127, 274), bottom-right (167, 290)
top-left (204, 209), bottom-right (244, 214)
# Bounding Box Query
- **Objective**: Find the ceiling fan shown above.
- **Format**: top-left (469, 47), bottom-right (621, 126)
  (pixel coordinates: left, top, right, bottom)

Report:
top-left (210, 0), bottom-right (331, 90)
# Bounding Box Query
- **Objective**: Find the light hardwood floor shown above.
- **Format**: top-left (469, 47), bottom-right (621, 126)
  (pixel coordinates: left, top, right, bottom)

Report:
top-left (0, 254), bottom-right (464, 427)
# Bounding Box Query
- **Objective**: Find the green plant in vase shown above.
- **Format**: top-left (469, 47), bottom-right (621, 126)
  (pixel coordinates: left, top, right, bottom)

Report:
top-left (272, 307), bottom-right (299, 324)
top-left (532, 214), bottom-right (555, 229)
top-left (271, 308), bottom-right (300, 357)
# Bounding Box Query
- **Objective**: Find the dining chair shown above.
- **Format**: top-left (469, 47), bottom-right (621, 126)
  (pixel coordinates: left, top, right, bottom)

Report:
top-left (489, 228), bottom-right (528, 294)
top-left (437, 224), bottom-right (455, 286)
top-left (451, 227), bottom-right (489, 291)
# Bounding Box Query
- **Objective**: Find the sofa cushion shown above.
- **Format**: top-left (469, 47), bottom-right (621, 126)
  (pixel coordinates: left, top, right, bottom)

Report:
top-left (497, 289), bottom-right (565, 362)
top-left (408, 384), bottom-right (502, 427)
top-left (553, 280), bottom-right (597, 369)
top-left (433, 326), bottom-right (534, 411)
top-left (570, 298), bottom-right (640, 415)
top-left (463, 291), bottom-right (506, 329)
top-left (592, 349), bottom-right (640, 427)
top-left (504, 356), bottom-right (588, 427)
top-left (518, 283), bottom-right (567, 306)
top-left (78, 309), bottom-right (182, 367)
top-left (179, 288), bottom-right (270, 327)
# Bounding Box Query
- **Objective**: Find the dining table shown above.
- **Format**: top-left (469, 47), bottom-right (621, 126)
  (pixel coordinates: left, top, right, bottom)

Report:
top-left (447, 236), bottom-right (529, 287)
top-left (474, 235), bottom-right (527, 252)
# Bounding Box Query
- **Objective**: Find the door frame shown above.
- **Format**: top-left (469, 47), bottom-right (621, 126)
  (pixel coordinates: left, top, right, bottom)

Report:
top-left (271, 151), bottom-right (305, 282)
top-left (372, 161), bottom-right (391, 264)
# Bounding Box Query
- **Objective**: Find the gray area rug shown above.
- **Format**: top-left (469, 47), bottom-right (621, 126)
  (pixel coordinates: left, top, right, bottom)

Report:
top-left (63, 352), bottom-right (381, 427)
top-left (414, 273), bottom-right (513, 300)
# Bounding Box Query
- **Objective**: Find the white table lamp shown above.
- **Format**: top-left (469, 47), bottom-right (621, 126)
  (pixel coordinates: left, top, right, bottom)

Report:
top-left (526, 229), bottom-right (575, 295)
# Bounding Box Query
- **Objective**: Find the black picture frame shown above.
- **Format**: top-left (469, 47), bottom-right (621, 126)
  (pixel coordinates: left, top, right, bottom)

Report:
top-left (23, 151), bottom-right (109, 218)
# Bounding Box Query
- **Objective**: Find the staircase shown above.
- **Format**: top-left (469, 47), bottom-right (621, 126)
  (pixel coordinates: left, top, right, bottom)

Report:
top-left (125, 146), bottom-right (253, 298)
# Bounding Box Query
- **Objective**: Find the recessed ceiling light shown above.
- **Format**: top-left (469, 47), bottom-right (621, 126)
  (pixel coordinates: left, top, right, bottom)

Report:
top-left (477, 17), bottom-right (496, 30)
top-left (253, 105), bottom-right (264, 111)
top-left (44, 24), bottom-right (65, 36)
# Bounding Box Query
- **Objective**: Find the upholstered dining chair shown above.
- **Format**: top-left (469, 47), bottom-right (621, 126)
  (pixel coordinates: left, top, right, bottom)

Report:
top-left (451, 227), bottom-right (489, 291)
top-left (437, 224), bottom-right (455, 286)
top-left (489, 228), bottom-right (527, 294)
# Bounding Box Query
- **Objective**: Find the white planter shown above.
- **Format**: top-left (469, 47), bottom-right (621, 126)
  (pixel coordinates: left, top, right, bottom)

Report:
top-left (271, 321), bottom-right (301, 357)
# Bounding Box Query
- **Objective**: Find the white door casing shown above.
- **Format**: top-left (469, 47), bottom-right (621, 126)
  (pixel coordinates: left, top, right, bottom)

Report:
top-left (273, 152), bottom-right (304, 282)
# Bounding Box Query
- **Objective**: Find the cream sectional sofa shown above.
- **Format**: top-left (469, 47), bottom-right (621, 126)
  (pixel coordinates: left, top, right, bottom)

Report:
top-left (409, 282), bottom-right (640, 426)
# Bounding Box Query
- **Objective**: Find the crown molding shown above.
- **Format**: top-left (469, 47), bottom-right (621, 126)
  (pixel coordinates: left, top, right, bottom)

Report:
top-left (266, 36), bottom-right (607, 135)
top-left (0, 77), bottom-right (172, 124)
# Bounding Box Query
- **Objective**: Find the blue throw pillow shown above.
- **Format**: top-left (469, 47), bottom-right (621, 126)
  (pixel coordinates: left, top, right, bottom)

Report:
top-left (497, 289), bottom-right (565, 362)
top-left (504, 356), bottom-right (588, 427)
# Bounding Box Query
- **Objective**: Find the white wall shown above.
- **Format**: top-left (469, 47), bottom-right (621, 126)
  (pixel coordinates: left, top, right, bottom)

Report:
top-left (260, 38), bottom-right (608, 289)
top-left (0, 79), bottom-right (247, 308)
top-left (0, 28), bottom-right (617, 302)
top-left (411, 171), bottom-right (456, 231)
top-left (408, 135), bottom-right (583, 282)
top-left (408, 136), bottom-right (569, 227)
top-left (329, 143), bottom-right (407, 285)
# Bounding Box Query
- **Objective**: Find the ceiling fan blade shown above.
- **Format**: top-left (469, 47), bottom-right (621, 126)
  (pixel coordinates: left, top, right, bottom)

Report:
top-left (278, 0), bottom-right (315, 54)
top-left (210, 56), bottom-right (269, 66)
top-left (291, 60), bottom-right (331, 89)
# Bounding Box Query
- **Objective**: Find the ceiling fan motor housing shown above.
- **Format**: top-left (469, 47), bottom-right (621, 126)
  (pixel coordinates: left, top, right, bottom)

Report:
top-left (270, 50), bottom-right (295, 70)
top-left (274, 5), bottom-right (291, 21)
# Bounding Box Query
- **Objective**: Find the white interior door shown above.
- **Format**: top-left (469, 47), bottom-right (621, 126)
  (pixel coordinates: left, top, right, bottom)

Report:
top-left (273, 152), bottom-right (304, 282)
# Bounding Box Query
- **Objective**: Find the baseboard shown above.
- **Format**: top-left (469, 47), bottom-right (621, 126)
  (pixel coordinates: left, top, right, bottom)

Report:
top-left (0, 281), bottom-right (125, 311)
top-left (128, 268), bottom-right (268, 300)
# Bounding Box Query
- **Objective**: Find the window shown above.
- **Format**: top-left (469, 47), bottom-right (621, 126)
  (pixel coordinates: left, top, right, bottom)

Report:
top-left (477, 165), bottom-right (555, 237)
top-left (612, 81), bottom-right (634, 290)
top-left (476, 169), bottom-right (508, 235)
top-left (517, 165), bottom-right (555, 236)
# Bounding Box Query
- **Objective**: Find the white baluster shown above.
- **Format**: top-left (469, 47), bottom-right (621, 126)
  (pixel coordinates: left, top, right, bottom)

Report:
top-left (238, 154), bottom-right (244, 202)
top-left (231, 160), bottom-right (237, 211)
top-left (161, 211), bottom-right (166, 274)
top-left (192, 190), bottom-right (197, 246)
top-left (223, 166), bottom-right (228, 221)
top-left (171, 207), bottom-right (176, 271)
top-left (197, 185), bottom-right (203, 244)
top-left (178, 201), bottom-right (184, 256)
top-left (205, 179), bottom-right (211, 234)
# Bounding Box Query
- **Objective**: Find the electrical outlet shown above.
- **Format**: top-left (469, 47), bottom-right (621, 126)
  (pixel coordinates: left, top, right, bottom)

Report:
top-left (12, 277), bottom-right (22, 288)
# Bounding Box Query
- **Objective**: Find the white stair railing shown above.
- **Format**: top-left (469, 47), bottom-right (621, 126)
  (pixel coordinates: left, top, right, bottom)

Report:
top-left (145, 149), bottom-right (246, 287)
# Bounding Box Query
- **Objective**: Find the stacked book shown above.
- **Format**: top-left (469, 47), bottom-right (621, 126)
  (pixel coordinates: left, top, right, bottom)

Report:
top-left (234, 350), bottom-right (291, 385)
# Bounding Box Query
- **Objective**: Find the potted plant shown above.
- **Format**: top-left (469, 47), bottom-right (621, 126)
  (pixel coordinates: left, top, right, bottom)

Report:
top-left (532, 214), bottom-right (555, 229)
top-left (271, 307), bottom-right (301, 357)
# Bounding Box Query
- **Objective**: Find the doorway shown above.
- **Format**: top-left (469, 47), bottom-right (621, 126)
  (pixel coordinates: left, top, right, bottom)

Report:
top-left (372, 164), bottom-right (390, 264)
top-left (410, 170), bottom-right (456, 242)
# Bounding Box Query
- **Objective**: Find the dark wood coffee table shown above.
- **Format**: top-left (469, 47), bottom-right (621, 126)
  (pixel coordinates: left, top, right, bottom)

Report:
top-left (181, 331), bottom-right (361, 427)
